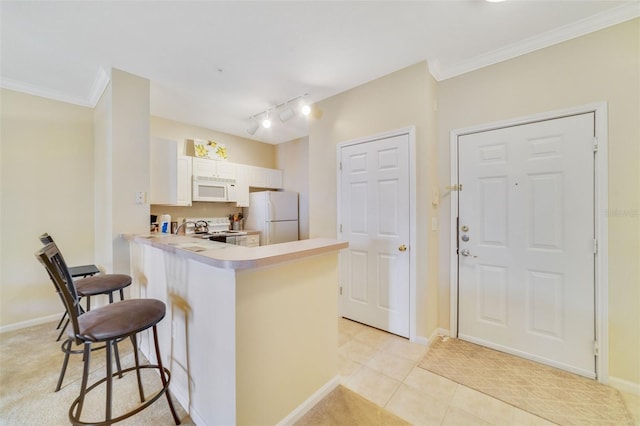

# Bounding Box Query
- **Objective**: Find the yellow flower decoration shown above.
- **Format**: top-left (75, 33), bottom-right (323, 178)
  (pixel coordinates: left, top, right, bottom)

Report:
top-left (216, 145), bottom-right (228, 160)
top-left (194, 143), bottom-right (208, 158)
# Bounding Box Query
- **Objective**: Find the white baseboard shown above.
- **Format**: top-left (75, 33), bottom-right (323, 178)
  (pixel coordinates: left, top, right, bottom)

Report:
top-left (414, 335), bottom-right (429, 346)
top-left (277, 375), bottom-right (341, 426)
top-left (609, 376), bottom-right (640, 396)
top-left (414, 328), bottom-right (452, 347)
top-left (0, 313), bottom-right (60, 334)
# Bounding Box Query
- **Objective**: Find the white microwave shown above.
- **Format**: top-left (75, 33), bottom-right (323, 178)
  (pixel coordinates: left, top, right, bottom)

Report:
top-left (192, 176), bottom-right (237, 202)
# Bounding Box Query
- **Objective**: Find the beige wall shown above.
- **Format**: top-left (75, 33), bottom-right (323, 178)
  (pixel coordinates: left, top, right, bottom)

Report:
top-left (94, 69), bottom-right (151, 275)
top-left (308, 61), bottom-right (440, 341)
top-left (0, 88), bottom-right (95, 328)
top-left (276, 137), bottom-right (310, 239)
top-left (151, 116), bottom-right (275, 166)
top-left (437, 19), bottom-right (640, 386)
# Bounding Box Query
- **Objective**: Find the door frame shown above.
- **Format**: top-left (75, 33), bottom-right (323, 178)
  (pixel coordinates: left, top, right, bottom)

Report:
top-left (449, 103), bottom-right (609, 382)
top-left (337, 126), bottom-right (417, 341)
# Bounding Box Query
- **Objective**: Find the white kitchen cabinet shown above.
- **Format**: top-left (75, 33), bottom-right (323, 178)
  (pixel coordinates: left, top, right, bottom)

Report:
top-left (193, 157), bottom-right (237, 179)
top-left (217, 161), bottom-right (237, 179)
top-left (235, 165), bottom-right (250, 207)
top-left (265, 167), bottom-right (283, 189)
top-left (192, 157), bottom-right (216, 177)
top-left (176, 156), bottom-right (193, 206)
top-left (244, 234), bottom-right (260, 247)
top-left (150, 138), bottom-right (192, 206)
top-left (248, 166), bottom-right (283, 189)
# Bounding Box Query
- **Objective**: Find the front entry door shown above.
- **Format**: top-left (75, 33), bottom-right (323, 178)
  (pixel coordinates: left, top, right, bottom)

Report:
top-left (340, 133), bottom-right (410, 337)
top-left (457, 113), bottom-right (596, 378)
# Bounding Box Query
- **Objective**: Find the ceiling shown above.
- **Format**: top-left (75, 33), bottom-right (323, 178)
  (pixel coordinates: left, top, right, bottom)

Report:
top-left (1, 1), bottom-right (638, 144)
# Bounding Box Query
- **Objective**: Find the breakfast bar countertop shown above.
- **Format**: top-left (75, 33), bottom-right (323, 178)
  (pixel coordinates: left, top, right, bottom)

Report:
top-left (124, 233), bottom-right (348, 270)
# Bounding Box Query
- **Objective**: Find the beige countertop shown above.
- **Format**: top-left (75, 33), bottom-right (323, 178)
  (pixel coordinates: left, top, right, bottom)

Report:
top-left (125, 233), bottom-right (348, 270)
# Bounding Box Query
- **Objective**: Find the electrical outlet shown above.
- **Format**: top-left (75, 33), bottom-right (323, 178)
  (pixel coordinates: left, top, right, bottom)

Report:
top-left (135, 191), bottom-right (147, 204)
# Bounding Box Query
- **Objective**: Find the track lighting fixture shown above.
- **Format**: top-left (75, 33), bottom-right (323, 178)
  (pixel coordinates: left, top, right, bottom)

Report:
top-left (262, 111), bottom-right (272, 129)
top-left (246, 93), bottom-right (310, 136)
top-left (279, 104), bottom-right (295, 122)
top-left (246, 118), bottom-right (259, 135)
top-left (300, 94), bottom-right (311, 116)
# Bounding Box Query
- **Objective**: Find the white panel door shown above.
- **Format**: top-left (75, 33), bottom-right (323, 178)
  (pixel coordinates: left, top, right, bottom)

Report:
top-left (340, 134), bottom-right (410, 337)
top-left (458, 113), bottom-right (596, 378)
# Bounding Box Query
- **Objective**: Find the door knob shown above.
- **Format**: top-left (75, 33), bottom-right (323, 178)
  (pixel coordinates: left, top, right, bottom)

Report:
top-left (460, 249), bottom-right (477, 258)
top-left (398, 244), bottom-right (407, 252)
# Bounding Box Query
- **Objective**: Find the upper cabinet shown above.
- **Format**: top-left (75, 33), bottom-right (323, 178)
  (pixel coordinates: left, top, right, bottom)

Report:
top-left (150, 138), bottom-right (192, 206)
top-left (248, 166), bottom-right (283, 190)
top-left (193, 157), bottom-right (237, 180)
top-left (176, 156), bottom-right (193, 206)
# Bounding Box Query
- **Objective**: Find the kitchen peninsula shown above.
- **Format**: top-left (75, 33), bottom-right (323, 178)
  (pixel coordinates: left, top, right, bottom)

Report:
top-left (125, 234), bottom-right (347, 425)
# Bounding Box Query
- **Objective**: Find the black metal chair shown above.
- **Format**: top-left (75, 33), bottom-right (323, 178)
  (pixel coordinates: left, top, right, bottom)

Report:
top-left (36, 242), bottom-right (180, 425)
top-left (39, 234), bottom-right (131, 341)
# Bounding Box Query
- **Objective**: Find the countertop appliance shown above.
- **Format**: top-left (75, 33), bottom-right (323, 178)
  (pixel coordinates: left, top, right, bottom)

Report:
top-left (244, 191), bottom-right (298, 245)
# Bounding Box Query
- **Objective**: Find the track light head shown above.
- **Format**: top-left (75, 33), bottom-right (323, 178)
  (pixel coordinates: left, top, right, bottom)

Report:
top-left (279, 106), bottom-right (295, 123)
top-left (246, 118), bottom-right (259, 135)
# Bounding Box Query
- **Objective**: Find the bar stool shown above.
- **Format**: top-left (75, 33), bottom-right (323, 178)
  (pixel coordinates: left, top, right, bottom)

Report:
top-left (39, 234), bottom-right (131, 341)
top-left (39, 235), bottom-right (133, 392)
top-left (37, 242), bottom-right (180, 425)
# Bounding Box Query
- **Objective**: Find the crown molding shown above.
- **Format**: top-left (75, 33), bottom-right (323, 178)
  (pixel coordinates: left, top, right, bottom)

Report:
top-left (0, 66), bottom-right (111, 108)
top-left (0, 77), bottom-right (94, 107)
top-left (87, 67), bottom-right (111, 106)
top-left (431, 2), bottom-right (640, 81)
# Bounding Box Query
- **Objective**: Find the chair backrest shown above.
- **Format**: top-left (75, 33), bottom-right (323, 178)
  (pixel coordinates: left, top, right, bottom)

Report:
top-left (36, 243), bottom-right (83, 343)
top-left (39, 233), bottom-right (54, 245)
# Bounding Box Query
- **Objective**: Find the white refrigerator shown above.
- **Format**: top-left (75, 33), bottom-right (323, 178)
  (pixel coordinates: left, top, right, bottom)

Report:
top-left (245, 191), bottom-right (299, 245)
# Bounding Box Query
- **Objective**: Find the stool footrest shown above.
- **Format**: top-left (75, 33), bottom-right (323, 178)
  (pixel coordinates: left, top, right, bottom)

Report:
top-left (69, 364), bottom-right (175, 426)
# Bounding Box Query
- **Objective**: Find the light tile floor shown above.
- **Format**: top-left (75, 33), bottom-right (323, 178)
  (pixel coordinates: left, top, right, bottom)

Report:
top-left (338, 318), bottom-right (557, 426)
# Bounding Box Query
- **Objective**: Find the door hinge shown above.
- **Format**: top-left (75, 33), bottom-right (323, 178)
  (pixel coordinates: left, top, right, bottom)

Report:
top-left (593, 340), bottom-right (599, 356)
top-left (593, 238), bottom-right (598, 254)
top-left (446, 184), bottom-right (462, 192)
top-left (593, 137), bottom-right (598, 153)
top-left (339, 162), bottom-right (342, 171)
top-left (339, 224), bottom-right (342, 233)
top-left (339, 286), bottom-right (343, 296)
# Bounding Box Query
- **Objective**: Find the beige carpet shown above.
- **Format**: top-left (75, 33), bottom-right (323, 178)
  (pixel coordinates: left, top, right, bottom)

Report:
top-left (2, 320), bottom-right (406, 425)
top-left (419, 337), bottom-right (634, 426)
top-left (295, 385), bottom-right (409, 426)
top-left (0, 321), bottom-right (193, 425)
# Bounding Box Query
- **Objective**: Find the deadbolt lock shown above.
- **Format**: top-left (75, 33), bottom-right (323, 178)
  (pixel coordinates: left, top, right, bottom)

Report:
top-left (398, 244), bottom-right (407, 252)
top-left (461, 225), bottom-right (469, 232)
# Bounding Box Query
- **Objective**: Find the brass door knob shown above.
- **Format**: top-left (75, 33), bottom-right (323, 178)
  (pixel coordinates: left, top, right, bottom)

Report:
top-left (399, 244), bottom-right (407, 252)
